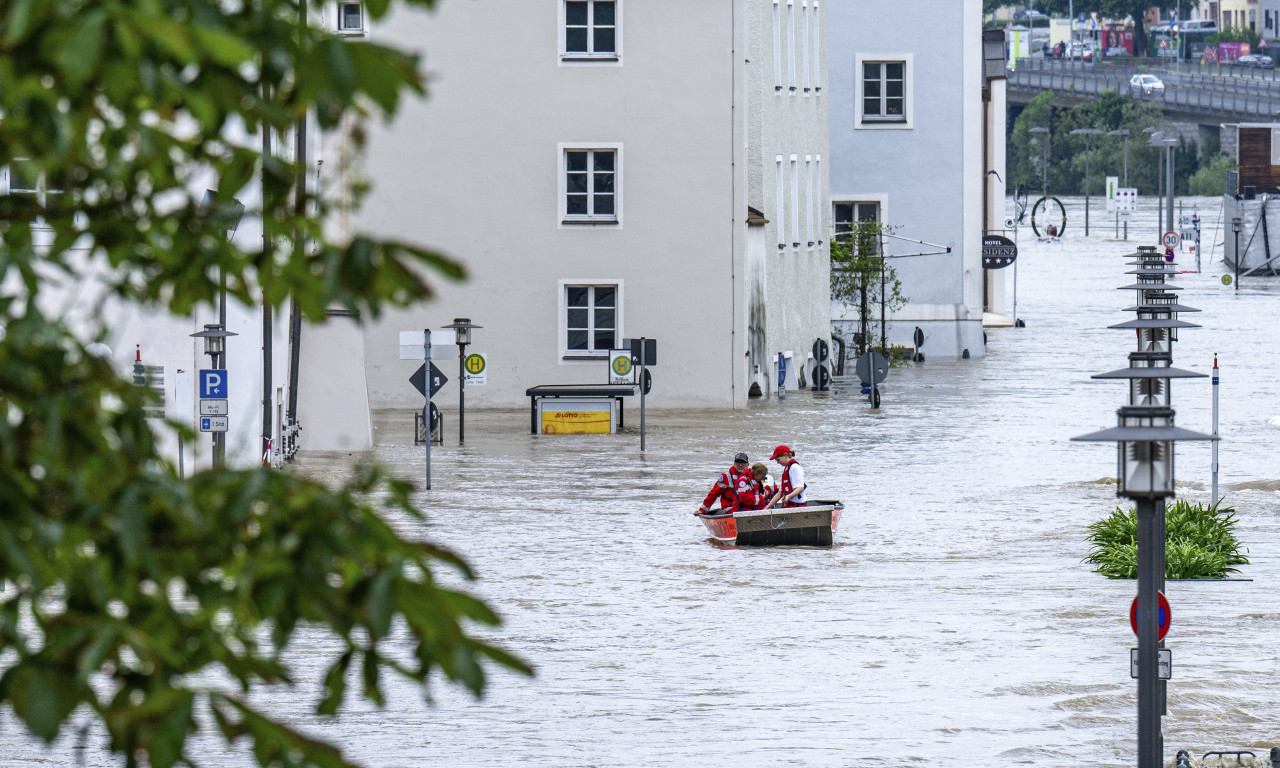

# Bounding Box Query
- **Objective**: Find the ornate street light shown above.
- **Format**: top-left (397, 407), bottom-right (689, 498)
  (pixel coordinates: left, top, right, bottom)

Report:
top-left (440, 317), bottom-right (483, 445)
top-left (1073, 245), bottom-right (1214, 768)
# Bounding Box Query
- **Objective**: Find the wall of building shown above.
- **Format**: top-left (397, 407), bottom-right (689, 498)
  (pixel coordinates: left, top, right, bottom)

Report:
top-left (826, 0), bottom-right (985, 360)
top-left (353, 1), bottom-right (757, 410)
top-left (746, 0), bottom-right (832, 394)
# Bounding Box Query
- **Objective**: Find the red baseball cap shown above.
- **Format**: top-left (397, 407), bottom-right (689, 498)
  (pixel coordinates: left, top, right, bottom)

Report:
top-left (769, 445), bottom-right (792, 459)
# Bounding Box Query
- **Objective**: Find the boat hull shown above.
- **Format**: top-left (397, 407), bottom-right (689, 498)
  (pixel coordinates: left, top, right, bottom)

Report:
top-left (695, 501), bottom-right (843, 546)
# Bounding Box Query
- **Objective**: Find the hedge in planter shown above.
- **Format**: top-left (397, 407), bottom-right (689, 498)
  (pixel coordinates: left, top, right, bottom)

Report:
top-left (1085, 500), bottom-right (1249, 579)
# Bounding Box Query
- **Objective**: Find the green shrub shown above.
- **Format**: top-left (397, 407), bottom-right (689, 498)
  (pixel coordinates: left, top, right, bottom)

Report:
top-left (1188, 155), bottom-right (1237, 197)
top-left (1085, 500), bottom-right (1248, 579)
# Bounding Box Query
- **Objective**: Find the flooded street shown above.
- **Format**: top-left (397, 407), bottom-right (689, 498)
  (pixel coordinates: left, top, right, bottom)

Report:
top-left (11, 197), bottom-right (1280, 767)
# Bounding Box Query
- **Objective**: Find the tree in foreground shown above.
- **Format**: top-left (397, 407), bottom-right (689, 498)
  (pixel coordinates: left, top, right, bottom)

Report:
top-left (830, 221), bottom-right (906, 360)
top-left (0, 2), bottom-right (529, 767)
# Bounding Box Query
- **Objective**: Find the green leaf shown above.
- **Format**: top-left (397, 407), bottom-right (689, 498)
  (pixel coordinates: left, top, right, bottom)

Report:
top-left (54, 10), bottom-right (108, 85)
top-left (317, 651), bottom-right (352, 716)
top-left (367, 567), bottom-right (394, 639)
top-left (191, 24), bottom-right (256, 68)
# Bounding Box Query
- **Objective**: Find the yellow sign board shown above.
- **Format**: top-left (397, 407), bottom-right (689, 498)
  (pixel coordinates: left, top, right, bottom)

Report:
top-left (541, 410), bottom-right (612, 434)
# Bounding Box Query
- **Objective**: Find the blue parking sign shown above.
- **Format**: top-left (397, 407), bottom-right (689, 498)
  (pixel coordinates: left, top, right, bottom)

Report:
top-left (199, 369), bottom-right (228, 398)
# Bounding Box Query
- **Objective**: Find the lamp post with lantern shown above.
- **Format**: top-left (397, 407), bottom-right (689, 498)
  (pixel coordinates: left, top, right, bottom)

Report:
top-left (441, 317), bottom-right (482, 445)
top-left (1071, 128), bottom-right (1104, 236)
top-left (1029, 126), bottom-right (1050, 196)
top-left (1074, 245), bottom-right (1214, 768)
top-left (1109, 129), bottom-right (1130, 240)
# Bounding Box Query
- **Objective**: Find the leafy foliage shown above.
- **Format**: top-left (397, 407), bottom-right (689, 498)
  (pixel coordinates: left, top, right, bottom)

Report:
top-left (1188, 154), bottom-right (1237, 196)
top-left (1085, 500), bottom-right (1249, 579)
top-left (830, 222), bottom-right (906, 357)
top-left (0, 2), bottom-right (528, 767)
top-left (1008, 90), bottom-right (1206, 198)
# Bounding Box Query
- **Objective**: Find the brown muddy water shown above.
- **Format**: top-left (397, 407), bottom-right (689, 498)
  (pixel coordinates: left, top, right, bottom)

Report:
top-left (8, 198), bottom-right (1280, 767)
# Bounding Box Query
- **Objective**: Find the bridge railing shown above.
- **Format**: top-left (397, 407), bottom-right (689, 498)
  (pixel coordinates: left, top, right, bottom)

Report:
top-left (1009, 59), bottom-right (1280, 121)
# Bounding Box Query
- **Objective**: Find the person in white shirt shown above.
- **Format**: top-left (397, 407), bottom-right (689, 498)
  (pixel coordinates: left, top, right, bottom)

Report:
top-left (767, 445), bottom-right (806, 508)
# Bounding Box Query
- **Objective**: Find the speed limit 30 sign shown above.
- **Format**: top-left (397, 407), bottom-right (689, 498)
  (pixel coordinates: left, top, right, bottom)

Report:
top-left (1162, 230), bottom-right (1180, 249)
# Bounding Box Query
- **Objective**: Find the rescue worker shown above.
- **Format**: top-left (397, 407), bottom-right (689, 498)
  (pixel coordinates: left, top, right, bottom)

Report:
top-left (731, 462), bottom-right (774, 512)
top-left (767, 445), bottom-right (806, 508)
top-left (698, 452), bottom-right (750, 514)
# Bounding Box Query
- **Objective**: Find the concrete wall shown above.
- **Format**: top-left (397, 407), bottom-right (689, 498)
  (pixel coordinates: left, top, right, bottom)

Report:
top-left (827, 0), bottom-right (985, 359)
top-left (351, 1), bottom-right (795, 410)
top-left (746, 0), bottom-right (832, 395)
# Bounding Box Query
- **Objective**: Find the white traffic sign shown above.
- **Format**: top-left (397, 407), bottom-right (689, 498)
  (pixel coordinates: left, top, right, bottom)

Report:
top-left (398, 330), bottom-right (456, 360)
top-left (1105, 176), bottom-right (1119, 213)
top-left (1162, 230), bottom-right (1181, 249)
top-left (1115, 187), bottom-right (1137, 217)
top-left (199, 416), bottom-right (229, 433)
top-left (199, 369), bottom-right (227, 399)
top-left (463, 352), bottom-right (487, 386)
top-left (1130, 648), bottom-right (1171, 680)
top-left (199, 399), bottom-right (229, 416)
top-left (609, 349), bottom-right (635, 385)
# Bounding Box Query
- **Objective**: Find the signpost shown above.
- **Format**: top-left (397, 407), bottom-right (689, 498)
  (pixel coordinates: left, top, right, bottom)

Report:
top-left (1130, 648), bottom-right (1172, 680)
top-left (1162, 230), bottom-right (1180, 250)
top-left (811, 339), bottom-right (831, 391)
top-left (981, 235), bottom-right (1018, 269)
top-left (198, 370), bottom-right (229, 440)
top-left (401, 331), bottom-right (444, 489)
top-left (625, 337), bottom-right (656, 452)
top-left (608, 349), bottom-right (634, 385)
top-left (855, 350), bottom-right (889, 409)
top-left (1130, 591), bottom-right (1171, 641)
top-left (463, 352), bottom-right (487, 385)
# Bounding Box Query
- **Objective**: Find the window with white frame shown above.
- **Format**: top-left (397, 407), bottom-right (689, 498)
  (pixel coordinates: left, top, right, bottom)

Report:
top-left (833, 201), bottom-right (880, 255)
top-left (801, 1), bottom-right (811, 93)
top-left (775, 156), bottom-right (786, 249)
top-left (789, 154), bottom-right (800, 247)
top-left (787, 0), bottom-right (797, 91)
top-left (562, 283), bottom-right (619, 356)
top-left (773, 1), bottom-right (782, 91)
top-left (336, 1), bottom-right (364, 34)
top-left (858, 58), bottom-right (909, 126)
top-left (563, 0), bottom-right (618, 61)
top-left (812, 1), bottom-right (821, 92)
top-left (560, 145), bottom-right (620, 225)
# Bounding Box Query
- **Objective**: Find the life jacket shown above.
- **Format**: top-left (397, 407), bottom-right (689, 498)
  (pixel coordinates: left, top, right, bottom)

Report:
top-left (780, 460), bottom-right (804, 507)
top-left (730, 473), bottom-right (766, 512)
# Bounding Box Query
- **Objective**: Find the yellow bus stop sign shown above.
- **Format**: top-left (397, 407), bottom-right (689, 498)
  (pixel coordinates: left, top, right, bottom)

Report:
top-left (464, 353), bottom-right (486, 374)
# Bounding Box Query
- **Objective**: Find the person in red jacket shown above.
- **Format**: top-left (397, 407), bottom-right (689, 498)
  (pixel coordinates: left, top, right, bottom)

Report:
top-left (698, 452), bottom-right (750, 514)
top-left (767, 445), bottom-right (806, 508)
top-left (731, 462), bottom-right (774, 511)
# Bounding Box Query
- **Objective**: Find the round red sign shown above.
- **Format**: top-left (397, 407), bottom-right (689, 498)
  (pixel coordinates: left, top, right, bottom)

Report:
top-left (1130, 591), bottom-right (1171, 641)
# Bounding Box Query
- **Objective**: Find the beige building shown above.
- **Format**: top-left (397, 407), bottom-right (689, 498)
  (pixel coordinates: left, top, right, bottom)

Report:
top-left (347, 0), bottom-right (832, 411)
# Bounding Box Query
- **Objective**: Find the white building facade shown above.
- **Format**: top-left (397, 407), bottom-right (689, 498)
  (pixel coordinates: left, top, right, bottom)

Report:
top-left (826, 0), bottom-right (1003, 360)
top-left (352, 0), bottom-right (831, 410)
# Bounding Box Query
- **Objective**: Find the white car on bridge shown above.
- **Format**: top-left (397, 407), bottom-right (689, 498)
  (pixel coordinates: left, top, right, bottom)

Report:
top-left (1129, 74), bottom-right (1165, 95)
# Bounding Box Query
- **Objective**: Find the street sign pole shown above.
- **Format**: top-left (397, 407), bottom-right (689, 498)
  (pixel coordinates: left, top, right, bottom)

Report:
top-left (458, 340), bottom-right (467, 445)
top-left (1136, 496), bottom-right (1163, 768)
top-left (640, 336), bottom-right (647, 453)
top-left (423, 329), bottom-right (432, 490)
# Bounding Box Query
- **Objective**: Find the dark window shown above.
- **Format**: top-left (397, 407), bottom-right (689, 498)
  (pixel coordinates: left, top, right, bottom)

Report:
top-left (565, 149), bottom-right (617, 221)
top-left (862, 61), bottom-right (906, 122)
top-left (565, 285), bottom-right (617, 354)
top-left (566, 1), bottom-right (616, 56)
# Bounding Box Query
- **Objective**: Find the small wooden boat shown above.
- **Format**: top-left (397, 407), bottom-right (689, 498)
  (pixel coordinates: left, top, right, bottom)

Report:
top-left (694, 500), bottom-right (844, 546)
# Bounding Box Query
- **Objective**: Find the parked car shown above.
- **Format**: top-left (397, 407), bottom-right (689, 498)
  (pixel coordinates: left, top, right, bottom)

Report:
top-left (1235, 54), bottom-right (1275, 68)
top-left (1129, 73), bottom-right (1165, 95)
top-left (1066, 41), bottom-right (1093, 61)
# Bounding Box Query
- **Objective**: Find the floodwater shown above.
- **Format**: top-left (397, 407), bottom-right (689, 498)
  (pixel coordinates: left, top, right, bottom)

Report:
top-left (9, 197), bottom-right (1280, 768)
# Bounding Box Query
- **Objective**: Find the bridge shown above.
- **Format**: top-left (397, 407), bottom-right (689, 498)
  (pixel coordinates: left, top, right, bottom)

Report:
top-left (1007, 58), bottom-right (1280, 126)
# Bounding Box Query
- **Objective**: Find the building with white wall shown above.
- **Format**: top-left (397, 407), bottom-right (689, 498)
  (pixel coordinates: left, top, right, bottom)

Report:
top-left (351, 0), bottom-right (831, 410)
top-left (826, 0), bottom-right (1005, 360)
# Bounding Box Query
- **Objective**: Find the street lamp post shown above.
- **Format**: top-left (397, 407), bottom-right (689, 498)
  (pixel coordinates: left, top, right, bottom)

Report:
top-left (1072, 128), bottom-right (1104, 236)
top-left (191, 324), bottom-right (238, 469)
top-left (1110, 129), bottom-right (1130, 240)
top-left (1232, 217), bottom-right (1242, 290)
top-left (1029, 126), bottom-right (1050, 196)
top-left (1075, 244), bottom-right (1213, 768)
top-left (441, 317), bottom-right (482, 445)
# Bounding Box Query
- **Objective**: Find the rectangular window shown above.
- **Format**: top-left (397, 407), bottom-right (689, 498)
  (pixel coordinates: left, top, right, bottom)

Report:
top-left (789, 154), bottom-right (800, 247)
top-left (561, 145), bottom-right (620, 225)
top-left (801, 1), bottom-right (811, 93)
top-left (773, 1), bottom-right (782, 91)
top-left (337, 1), bottom-right (364, 33)
top-left (833, 201), bottom-right (880, 255)
top-left (812, 2), bottom-right (821, 92)
top-left (775, 156), bottom-right (786, 249)
top-left (787, 1), bottom-right (797, 91)
top-left (564, 1), bottom-right (618, 60)
top-left (804, 156), bottom-right (814, 247)
top-left (863, 61), bottom-right (905, 121)
top-left (563, 284), bottom-right (619, 356)
top-left (814, 155), bottom-right (823, 244)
